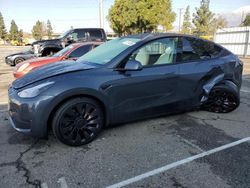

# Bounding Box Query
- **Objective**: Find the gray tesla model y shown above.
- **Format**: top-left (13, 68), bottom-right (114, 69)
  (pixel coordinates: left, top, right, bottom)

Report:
top-left (8, 33), bottom-right (243, 146)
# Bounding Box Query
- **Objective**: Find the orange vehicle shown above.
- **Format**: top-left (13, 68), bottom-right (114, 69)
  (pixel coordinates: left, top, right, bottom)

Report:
top-left (13, 42), bottom-right (102, 79)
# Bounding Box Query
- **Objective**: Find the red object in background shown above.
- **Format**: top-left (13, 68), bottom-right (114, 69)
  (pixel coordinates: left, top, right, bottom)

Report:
top-left (13, 42), bottom-right (102, 79)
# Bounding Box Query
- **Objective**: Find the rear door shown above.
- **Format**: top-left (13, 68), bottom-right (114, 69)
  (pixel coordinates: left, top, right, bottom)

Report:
top-left (177, 37), bottom-right (223, 108)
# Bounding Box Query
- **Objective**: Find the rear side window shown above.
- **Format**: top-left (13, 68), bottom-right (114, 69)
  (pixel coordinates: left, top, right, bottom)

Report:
top-left (68, 45), bottom-right (92, 58)
top-left (88, 30), bottom-right (103, 40)
top-left (181, 37), bottom-right (222, 62)
top-left (71, 30), bottom-right (87, 41)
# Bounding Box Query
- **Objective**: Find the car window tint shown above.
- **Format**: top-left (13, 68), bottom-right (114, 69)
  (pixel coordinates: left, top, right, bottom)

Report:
top-left (71, 30), bottom-right (87, 41)
top-left (52, 45), bottom-right (74, 57)
top-left (130, 38), bottom-right (178, 66)
top-left (68, 45), bottom-right (92, 58)
top-left (181, 37), bottom-right (222, 62)
top-left (88, 30), bottom-right (103, 40)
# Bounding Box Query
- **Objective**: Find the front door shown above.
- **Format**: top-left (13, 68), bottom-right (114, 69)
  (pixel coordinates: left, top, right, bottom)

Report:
top-left (105, 37), bottom-right (182, 123)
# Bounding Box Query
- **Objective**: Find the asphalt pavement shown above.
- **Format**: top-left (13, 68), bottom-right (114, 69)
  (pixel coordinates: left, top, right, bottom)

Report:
top-left (0, 46), bottom-right (249, 188)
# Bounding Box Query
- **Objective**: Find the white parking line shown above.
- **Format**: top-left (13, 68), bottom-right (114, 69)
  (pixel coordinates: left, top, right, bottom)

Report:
top-left (41, 183), bottom-right (48, 188)
top-left (241, 89), bottom-right (250, 93)
top-left (106, 137), bottom-right (250, 188)
top-left (58, 177), bottom-right (69, 188)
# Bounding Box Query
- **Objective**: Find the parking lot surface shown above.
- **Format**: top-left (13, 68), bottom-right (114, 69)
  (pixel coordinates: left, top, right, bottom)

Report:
top-left (0, 46), bottom-right (250, 188)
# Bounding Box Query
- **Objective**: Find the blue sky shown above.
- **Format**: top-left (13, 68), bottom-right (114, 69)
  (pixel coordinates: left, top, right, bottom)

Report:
top-left (0, 0), bottom-right (250, 33)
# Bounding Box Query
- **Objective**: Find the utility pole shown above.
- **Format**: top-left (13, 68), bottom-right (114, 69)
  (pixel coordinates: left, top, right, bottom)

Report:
top-left (178, 8), bottom-right (183, 33)
top-left (99, 0), bottom-right (104, 29)
top-left (241, 11), bottom-right (245, 25)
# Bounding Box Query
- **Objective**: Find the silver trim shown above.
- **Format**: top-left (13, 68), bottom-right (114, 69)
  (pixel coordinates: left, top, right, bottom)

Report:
top-left (9, 115), bottom-right (31, 133)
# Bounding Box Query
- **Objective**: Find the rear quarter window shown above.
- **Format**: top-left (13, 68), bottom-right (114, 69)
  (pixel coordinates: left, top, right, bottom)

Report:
top-left (88, 30), bottom-right (103, 40)
top-left (181, 37), bottom-right (222, 62)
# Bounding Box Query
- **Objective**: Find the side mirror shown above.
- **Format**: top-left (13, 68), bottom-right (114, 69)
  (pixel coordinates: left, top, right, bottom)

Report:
top-left (122, 59), bottom-right (143, 71)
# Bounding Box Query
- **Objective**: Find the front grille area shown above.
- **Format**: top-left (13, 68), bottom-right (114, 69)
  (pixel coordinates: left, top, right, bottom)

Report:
top-left (8, 88), bottom-right (32, 130)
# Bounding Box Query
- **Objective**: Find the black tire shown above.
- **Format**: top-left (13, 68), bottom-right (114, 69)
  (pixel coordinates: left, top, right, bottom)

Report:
top-left (14, 57), bottom-right (25, 65)
top-left (203, 85), bottom-right (239, 113)
top-left (52, 97), bottom-right (104, 146)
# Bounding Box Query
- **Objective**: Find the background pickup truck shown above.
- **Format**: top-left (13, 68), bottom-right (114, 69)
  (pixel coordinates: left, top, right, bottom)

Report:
top-left (31, 28), bottom-right (106, 56)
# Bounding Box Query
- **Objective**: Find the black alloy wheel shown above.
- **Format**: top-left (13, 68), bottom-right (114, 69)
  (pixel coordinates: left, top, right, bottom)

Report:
top-left (14, 57), bottom-right (25, 65)
top-left (52, 98), bottom-right (104, 146)
top-left (203, 85), bottom-right (239, 113)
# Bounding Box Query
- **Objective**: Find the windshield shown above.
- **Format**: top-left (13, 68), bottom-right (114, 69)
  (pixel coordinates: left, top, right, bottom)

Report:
top-left (77, 37), bottom-right (141, 64)
top-left (58, 29), bottom-right (72, 39)
top-left (53, 45), bottom-right (74, 57)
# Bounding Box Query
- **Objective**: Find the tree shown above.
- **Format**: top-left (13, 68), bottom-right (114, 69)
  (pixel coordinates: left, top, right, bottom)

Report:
top-left (242, 13), bottom-right (250, 26)
top-left (181, 6), bottom-right (192, 34)
top-left (17, 29), bottom-right (23, 43)
top-left (32, 20), bottom-right (46, 40)
top-left (47, 20), bottom-right (53, 39)
top-left (9, 20), bottom-right (19, 41)
top-left (212, 15), bottom-right (227, 32)
top-left (192, 0), bottom-right (214, 36)
top-left (0, 12), bottom-right (7, 40)
top-left (108, 0), bottom-right (176, 35)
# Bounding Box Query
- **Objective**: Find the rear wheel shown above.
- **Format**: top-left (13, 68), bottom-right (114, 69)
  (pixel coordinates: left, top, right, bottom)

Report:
top-left (52, 98), bottom-right (104, 146)
top-left (14, 57), bottom-right (25, 65)
top-left (203, 85), bottom-right (239, 113)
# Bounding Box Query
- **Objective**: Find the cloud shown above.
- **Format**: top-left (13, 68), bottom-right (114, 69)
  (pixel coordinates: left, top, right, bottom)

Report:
top-left (221, 5), bottom-right (250, 27)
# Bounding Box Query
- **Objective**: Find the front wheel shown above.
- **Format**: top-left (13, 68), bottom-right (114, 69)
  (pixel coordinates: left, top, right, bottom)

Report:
top-left (14, 57), bottom-right (25, 65)
top-left (202, 85), bottom-right (239, 113)
top-left (52, 97), bottom-right (104, 146)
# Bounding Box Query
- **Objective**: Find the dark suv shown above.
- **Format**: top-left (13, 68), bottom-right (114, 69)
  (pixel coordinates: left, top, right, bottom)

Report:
top-left (32, 28), bottom-right (106, 56)
top-left (9, 33), bottom-right (242, 146)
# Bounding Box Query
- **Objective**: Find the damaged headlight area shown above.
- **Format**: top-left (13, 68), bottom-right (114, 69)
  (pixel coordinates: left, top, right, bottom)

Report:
top-left (18, 81), bottom-right (55, 98)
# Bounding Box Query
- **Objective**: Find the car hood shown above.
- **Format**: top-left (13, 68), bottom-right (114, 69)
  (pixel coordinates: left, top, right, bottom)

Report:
top-left (32, 39), bottom-right (60, 45)
top-left (26, 57), bottom-right (59, 64)
top-left (7, 50), bottom-right (33, 57)
top-left (15, 57), bottom-right (60, 70)
top-left (12, 61), bottom-right (98, 89)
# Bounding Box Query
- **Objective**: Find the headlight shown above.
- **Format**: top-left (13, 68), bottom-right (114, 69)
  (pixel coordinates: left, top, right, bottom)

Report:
top-left (18, 81), bottom-right (54, 98)
top-left (17, 63), bottom-right (30, 72)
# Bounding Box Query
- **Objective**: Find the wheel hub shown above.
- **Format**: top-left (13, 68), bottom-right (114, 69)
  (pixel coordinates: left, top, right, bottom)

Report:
top-left (215, 99), bottom-right (223, 105)
top-left (75, 118), bottom-right (87, 129)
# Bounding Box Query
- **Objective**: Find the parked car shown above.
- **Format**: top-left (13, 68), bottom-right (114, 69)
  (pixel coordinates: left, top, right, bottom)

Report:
top-left (13, 42), bottom-right (103, 79)
top-left (8, 33), bottom-right (243, 146)
top-left (32, 28), bottom-right (106, 56)
top-left (5, 50), bottom-right (36, 66)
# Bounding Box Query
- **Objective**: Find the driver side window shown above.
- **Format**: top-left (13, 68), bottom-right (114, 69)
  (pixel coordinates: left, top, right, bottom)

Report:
top-left (71, 30), bottom-right (89, 42)
top-left (129, 37), bottom-right (178, 66)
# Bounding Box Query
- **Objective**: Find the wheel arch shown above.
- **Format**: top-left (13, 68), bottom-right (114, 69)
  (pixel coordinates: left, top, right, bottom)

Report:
top-left (14, 56), bottom-right (25, 65)
top-left (46, 90), bottom-right (110, 134)
top-left (201, 72), bottom-right (239, 104)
